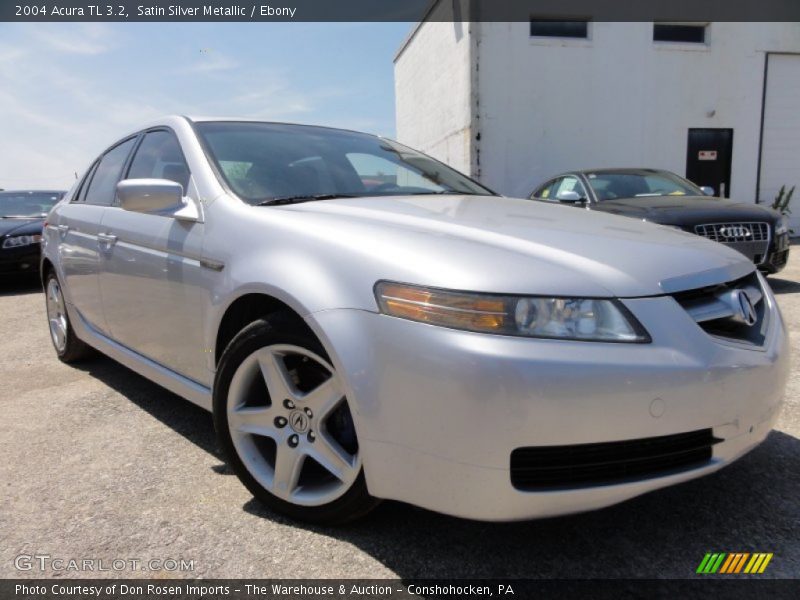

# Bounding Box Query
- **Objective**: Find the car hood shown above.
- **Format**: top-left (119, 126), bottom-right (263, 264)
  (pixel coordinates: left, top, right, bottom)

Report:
top-left (0, 217), bottom-right (44, 238)
top-left (282, 195), bottom-right (753, 298)
top-left (591, 196), bottom-right (778, 225)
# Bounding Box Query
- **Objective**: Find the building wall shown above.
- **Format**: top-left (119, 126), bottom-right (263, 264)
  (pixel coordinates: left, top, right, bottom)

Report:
top-left (473, 22), bottom-right (800, 201)
top-left (394, 19), bottom-right (475, 175)
top-left (759, 52), bottom-right (800, 229)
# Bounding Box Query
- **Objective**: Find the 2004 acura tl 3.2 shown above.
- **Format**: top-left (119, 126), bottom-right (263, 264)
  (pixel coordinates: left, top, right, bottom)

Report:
top-left (42, 117), bottom-right (789, 523)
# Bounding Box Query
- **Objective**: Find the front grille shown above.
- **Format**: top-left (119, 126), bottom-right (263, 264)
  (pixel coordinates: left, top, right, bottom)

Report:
top-left (510, 429), bottom-right (719, 490)
top-left (671, 271), bottom-right (767, 346)
top-left (694, 222), bottom-right (770, 264)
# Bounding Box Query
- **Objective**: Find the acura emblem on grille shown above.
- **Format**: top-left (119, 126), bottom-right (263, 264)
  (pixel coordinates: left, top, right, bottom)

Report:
top-left (719, 226), bottom-right (751, 239)
top-left (732, 290), bottom-right (757, 326)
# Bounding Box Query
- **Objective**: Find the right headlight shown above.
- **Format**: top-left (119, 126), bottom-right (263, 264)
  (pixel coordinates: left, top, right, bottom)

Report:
top-left (375, 282), bottom-right (650, 343)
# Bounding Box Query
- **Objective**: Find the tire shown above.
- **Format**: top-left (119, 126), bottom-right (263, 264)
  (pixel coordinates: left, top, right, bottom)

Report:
top-left (44, 271), bottom-right (94, 363)
top-left (213, 314), bottom-right (379, 524)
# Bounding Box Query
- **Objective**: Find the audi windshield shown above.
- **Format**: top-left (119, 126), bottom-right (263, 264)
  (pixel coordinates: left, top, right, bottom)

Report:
top-left (586, 171), bottom-right (704, 201)
top-left (0, 191), bottom-right (63, 218)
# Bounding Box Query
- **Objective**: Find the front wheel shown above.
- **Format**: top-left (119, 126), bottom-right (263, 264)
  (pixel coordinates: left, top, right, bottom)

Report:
top-left (213, 316), bottom-right (379, 524)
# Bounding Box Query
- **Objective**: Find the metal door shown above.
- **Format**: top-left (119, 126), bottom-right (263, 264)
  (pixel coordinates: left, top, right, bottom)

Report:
top-left (686, 128), bottom-right (733, 197)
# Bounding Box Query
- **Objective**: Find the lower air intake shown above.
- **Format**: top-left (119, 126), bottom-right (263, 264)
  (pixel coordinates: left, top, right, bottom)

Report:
top-left (510, 429), bottom-right (720, 490)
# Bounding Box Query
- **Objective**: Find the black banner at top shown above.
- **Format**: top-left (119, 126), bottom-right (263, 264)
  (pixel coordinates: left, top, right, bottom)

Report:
top-left (2, 0), bottom-right (800, 22)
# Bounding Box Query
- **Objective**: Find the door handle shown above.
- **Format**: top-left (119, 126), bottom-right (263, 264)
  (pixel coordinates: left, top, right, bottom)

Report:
top-left (57, 224), bottom-right (69, 234)
top-left (97, 232), bottom-right (117, 246)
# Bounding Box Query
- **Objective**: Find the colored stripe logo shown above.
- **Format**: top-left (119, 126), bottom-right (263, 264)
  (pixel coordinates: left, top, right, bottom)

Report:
top-left (696, 552), bottom-right (773, 574)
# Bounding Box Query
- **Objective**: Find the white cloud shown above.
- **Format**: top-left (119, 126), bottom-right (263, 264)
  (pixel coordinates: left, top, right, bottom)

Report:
top-left (29, 23), bottom-right (118, 55)
top-left (187, 50), bottom-right (237, 73)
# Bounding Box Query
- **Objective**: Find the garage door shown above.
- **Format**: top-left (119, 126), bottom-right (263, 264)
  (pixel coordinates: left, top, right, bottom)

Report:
top-left (759, 54), bottom-right (800, 228)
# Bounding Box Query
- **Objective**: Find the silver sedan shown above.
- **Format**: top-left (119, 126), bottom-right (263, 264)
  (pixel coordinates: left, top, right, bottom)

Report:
top-left (41, 116), bottom-right (789, 523)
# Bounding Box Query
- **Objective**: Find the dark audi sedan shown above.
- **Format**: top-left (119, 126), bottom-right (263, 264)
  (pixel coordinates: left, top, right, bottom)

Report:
top-left (530, 169), bottom-right (790, 274)
top-left (0, 190), bottom-right (65, 277)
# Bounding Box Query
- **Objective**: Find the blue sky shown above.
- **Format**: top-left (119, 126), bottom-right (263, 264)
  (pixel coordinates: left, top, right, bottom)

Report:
top-left (0, 22), bottom-right (412, 189)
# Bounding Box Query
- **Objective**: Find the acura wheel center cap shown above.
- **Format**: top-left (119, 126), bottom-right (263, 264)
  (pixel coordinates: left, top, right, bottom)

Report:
top-left (289, 409), bottom-right (310, 433)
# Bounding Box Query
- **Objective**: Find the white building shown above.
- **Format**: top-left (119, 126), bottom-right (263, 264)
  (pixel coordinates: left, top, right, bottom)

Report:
top-left (394, 8), bottom-right (800, 224)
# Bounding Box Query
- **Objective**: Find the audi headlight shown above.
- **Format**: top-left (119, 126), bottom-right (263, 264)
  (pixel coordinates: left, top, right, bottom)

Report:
top-left (2, 234), bottom-right (41, 249)
top-left (375, 282), bottom-right (650, 342)
top-left (775, 216), bottom-right (789, 235)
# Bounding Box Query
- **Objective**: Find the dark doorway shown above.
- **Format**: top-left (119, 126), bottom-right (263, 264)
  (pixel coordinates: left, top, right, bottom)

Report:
top-left (686, 128), bottom-right (733, 197)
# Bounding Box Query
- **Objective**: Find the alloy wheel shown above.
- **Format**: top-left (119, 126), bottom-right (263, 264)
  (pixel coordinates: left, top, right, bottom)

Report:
top-left (226, 344), bottom-right (360, 506)
top-left (46, 277), bottom-right (68, 353)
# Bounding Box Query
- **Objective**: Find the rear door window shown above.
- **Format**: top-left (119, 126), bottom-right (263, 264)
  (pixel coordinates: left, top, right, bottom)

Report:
top-left (72, 161), bottom-right (99, 203)
top-left (83, 138), bottom-right (137, 206)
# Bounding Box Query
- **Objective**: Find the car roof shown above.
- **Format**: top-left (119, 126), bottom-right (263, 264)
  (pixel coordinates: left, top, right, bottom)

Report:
top-left (184, 115), bottom-right (380, 137)
top-left (119, 115), bottom-right (385, 147)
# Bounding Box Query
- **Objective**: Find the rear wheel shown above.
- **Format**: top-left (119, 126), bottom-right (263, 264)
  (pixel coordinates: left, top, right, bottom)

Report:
top-left (213, 316), bottom-right (379, 524)
top-left (44, 272), bottom-right (93, 363)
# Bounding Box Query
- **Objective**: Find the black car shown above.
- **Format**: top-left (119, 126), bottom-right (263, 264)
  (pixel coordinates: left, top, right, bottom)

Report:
top-left (0, 190), bottom-right (65, 277)
top-left (530, 169), bottom-right (790, 274)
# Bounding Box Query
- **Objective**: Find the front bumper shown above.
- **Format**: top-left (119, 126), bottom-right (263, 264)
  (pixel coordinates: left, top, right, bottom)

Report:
top-left (0, 244), bottom-right (41, 276)
top-left (308, 278), bottom-right (789, 521)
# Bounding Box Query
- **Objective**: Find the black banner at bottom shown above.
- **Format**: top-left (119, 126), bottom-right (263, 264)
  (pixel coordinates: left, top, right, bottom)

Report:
top-left (3, 579), bottom-right (799, 600)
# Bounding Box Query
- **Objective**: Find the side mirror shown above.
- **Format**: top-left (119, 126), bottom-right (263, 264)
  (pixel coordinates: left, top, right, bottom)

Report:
top-left (699, 186), bottom-right (715, 196)
top-left (555, 190), bottom-right (584, 203)
top-left (117, 179), bottom-right (198, 221)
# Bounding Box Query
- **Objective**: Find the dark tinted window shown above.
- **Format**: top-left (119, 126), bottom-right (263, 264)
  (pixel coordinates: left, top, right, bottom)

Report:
top-left (653, 24), bottom-right (706, 43)
top-left (84, 138), bottom-right (137, 206)
top-left (532, 178), bottom-right (561, 200)
top-left (530, 19), bottom-right (589, 38)
top-left (127, 130), bottom-right (190, 191)
top-left (72, 162), bottom-right (98, 203)
top-left (195, 121), bottom-right (493, 204)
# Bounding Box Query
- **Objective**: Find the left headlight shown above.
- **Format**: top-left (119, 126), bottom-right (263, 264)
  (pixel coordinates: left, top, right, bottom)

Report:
top-left (775, 216), bottom-right (789, 235)
top-left (375, 281), bottom-right (650, 343)
top-left (2, 234), bottom-right (42, 249)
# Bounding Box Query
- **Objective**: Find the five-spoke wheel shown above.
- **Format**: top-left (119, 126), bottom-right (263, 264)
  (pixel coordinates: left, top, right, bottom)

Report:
top-left (213, 316), bottom-right (378, 523)
top-left (45, 276), bottom-right (68, 354)
top-left (44, 271), bottom-right (93, 363)
top-left (227, 344), bottom-right (359, 506)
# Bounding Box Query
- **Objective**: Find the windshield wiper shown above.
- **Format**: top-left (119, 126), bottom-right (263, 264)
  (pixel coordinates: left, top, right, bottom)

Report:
top-left (0, 214), bottom-right (43, 218)
top-left (256, 193), bottom-right (359, 207)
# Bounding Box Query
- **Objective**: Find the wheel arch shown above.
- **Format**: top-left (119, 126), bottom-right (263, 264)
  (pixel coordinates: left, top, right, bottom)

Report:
top-left (40, 256), bottom-right (55, 286)
top-left (213, 291), bottom-right (315, 367)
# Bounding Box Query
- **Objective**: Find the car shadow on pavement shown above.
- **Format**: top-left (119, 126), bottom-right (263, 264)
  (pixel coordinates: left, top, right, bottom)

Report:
top-left (243, 430), bottom-right (800, 579)
top-left (767, 277), bottom-right (800, 295)
top-left (75, 355), bottom-right (222, 462)
top-left (0, 276), bottom-right (41, 297)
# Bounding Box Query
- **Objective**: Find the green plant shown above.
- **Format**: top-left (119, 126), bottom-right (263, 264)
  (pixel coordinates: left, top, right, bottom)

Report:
top-left (771, 185), bottom-right (795, 215)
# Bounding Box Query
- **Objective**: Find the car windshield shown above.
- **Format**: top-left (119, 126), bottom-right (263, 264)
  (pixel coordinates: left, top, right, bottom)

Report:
top-left (0, 191), bottom-right (63, 217)
top-left (585, 172), bottom-right (703, 201)
top-left (195, 121), bottom-right (494, 204)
